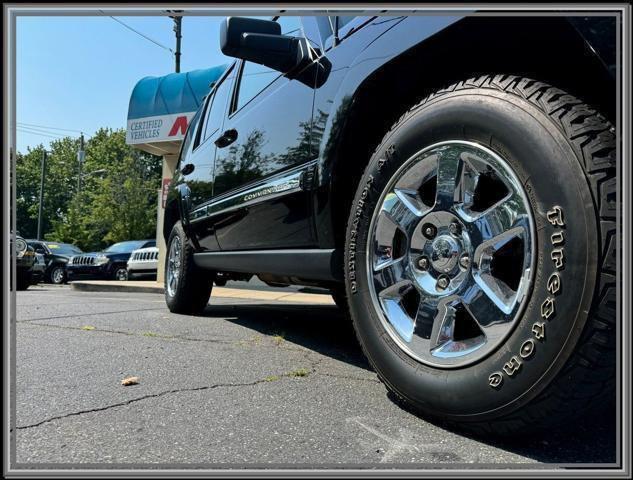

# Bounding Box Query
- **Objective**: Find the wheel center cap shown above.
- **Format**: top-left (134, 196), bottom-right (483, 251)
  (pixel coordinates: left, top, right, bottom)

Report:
top-left (430, 235), bottom-right (460, 273)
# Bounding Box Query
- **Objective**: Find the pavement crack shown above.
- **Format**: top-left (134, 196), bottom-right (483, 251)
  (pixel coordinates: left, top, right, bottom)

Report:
top-left (20, 322), bottom-right (239, 346)
top-left (17, 307), bottom-right (165, 323)
top-left (16, 378), bottom-right (272, 431)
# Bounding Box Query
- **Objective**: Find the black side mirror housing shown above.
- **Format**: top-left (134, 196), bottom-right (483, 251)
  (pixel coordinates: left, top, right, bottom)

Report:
top-left (220, 17), bottom-right (311, 75)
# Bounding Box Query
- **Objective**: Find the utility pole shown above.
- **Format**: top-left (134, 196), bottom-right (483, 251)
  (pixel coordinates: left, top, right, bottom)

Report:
top-left (37, 150), bottom-right (47, 240)
top-left (168, 10), bottom-right (183, 73)
top-left (77, 133), bottom-right (85, 194)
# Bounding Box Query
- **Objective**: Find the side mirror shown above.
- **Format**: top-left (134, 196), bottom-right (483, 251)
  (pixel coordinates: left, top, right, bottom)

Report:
top-left (220, 17), bottom-right (311, 75)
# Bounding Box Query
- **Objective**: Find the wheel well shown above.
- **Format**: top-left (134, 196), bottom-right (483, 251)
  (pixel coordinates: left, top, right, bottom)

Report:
top-left (330, 16), bottom-right (615, 248)
top-left (163, 200), bottom-right (179, 243)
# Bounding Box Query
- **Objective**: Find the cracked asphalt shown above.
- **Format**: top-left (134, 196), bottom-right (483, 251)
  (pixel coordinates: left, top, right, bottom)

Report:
top-left (13, 285), bottom-right (616, 468)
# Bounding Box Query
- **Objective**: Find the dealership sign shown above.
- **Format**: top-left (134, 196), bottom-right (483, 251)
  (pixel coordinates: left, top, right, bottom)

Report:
top-left (126, 65), bottom-right (227, 152)
top-left (126, 112), bottom-right (195, 145)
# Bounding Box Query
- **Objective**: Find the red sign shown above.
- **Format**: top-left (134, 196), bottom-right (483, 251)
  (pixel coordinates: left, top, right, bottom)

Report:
top-left (168, 116), bottom-right (188, 137)
top-left (162, 178), bottom-right (171, 209)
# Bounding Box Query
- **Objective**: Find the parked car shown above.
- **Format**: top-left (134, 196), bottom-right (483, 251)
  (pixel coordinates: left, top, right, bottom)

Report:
top-left (66, 240), bottom-right (156, 281)
top-left (13, 235), bottom-right (36, 290)
top-left (26, 240), bottom-right (83, 284)
top-left (162, 15), bottom-right (616, 435)
top-left (126, 246), bottom-right (159, 280)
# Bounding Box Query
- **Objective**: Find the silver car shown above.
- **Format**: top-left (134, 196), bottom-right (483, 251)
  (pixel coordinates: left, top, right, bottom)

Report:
top-left (126, 246), bottom-right (159, 280)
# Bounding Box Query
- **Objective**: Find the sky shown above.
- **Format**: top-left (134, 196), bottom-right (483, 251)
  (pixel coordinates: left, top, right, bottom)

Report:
top-left (16, 15), bottom-right (232, 153)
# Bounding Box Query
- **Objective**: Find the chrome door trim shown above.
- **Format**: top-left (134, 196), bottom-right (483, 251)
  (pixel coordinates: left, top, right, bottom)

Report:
top-left (189, 160), bottom-right (317, 223)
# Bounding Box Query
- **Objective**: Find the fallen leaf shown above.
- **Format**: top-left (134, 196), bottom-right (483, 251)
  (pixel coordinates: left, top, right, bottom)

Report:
top-left (121, 376), bottom-right (140, 386)
top-left (81, 325), bottom-right (95, 331)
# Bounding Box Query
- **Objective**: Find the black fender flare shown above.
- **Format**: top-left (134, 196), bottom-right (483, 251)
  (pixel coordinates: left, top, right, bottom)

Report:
top-left (164, 183), bottom-right (200, 249)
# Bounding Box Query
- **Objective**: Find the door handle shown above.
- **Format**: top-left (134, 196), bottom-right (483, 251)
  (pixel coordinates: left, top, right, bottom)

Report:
top-left (181, 163), bottom-right (195, 175)
top-left (214, 129), bottom-right (238, 148)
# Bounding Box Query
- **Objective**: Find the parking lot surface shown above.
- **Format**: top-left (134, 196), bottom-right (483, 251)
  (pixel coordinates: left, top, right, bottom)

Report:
top-left (14, 285), bottom-right (616, 467)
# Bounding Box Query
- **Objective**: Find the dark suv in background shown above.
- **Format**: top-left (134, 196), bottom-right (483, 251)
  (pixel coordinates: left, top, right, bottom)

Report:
top-left (66, 240), bottom-right (156, 281)
top-left (163, 15), bottom-right (616, 435)
top-left (27, 240), bottom-right (83, 284)
top-left (13, 235), bottom-right (36, 290)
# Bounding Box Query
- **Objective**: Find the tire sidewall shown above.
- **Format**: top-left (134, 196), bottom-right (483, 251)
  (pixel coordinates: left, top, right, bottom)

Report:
top-left (345, 90), bottom-right (598, 420)
top-left (50, 265), bottom-right (65, 284)
top-left (114, 266), bottom-right (128, 281)
top-left (165, 225), bottom-right (183, 307)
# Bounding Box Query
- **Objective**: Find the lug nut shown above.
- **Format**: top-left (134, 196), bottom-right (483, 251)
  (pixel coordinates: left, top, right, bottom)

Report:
top-left (459, 254), bottom-right (470, 269)
top-left (437, 275), bottom-right (450, 290)
top-left (449, 222), bottom-right (461, 236)
top-left (417, 256), bottom-right (429, 270)
top-left (423, 224), bottom-right (437, 239)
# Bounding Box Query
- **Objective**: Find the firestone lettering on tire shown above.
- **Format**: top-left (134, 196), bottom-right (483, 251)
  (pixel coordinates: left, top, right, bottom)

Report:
top-left (488, 206), bottom-right (567, 388)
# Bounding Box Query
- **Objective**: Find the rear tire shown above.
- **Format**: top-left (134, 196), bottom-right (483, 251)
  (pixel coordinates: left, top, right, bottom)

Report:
top-left (345, 75), bottom-right (616, 436)
top-left (165, 221), bottom-right (214, 315)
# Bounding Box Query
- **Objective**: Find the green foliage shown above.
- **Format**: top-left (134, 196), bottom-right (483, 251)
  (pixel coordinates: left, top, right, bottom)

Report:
top-left (16, 128), bottom-right (162, 251)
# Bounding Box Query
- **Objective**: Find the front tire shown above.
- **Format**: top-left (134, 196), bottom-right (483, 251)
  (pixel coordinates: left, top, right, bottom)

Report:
top-left (164, 221), bottom-right (214, 315)
top-left (345, 75), bottom-right (616, 435)
top-left (49, 265), bottom-right (66, 284)
top-left (112, 266), bottom-right (128, 281)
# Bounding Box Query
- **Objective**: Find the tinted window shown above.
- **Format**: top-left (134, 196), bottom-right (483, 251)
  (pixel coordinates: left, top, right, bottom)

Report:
top-left (321, 16), bottom-right (364, 49)
top-left (202, 67), bottom-right (234, 141)
top-left (47, 243), bottom-right (82, 255)
top-left (104, 241), bottom-right (147, 253)
top-left (234, 17), bottom-right (303, 112)
top-left (315, 16), bottom-right (333, 43)
top-left (180, 106), bottom-right (203, 157)
top-left (30, 242), bottom-right (47, 254)
top-left (337, 16), bottom-right (356, 29)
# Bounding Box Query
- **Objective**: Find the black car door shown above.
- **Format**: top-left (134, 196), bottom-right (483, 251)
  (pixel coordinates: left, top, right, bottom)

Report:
top-left (210, 16), bottom-right (318, 251)
top-left (182, 65), bottom-right (237, 250)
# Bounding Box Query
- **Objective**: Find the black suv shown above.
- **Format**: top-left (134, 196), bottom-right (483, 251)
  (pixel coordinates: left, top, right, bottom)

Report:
top-left (66, 240), bottom-right (156, 281)
top-left (163, 15), bottom-right (617, 435)
top-left (12, 235), bottom-right (36, 290)
top-left (27, 240), bottom-right (83, 284)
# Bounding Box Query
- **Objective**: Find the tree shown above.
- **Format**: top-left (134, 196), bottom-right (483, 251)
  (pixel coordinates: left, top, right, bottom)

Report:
top-left (15, 137), bottom-right (83, 239)
top-left (13, 127), bottom-right (162, 251)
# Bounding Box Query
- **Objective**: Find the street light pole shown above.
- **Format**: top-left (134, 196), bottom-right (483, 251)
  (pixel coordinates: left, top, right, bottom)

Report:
top-left (36, 150), bottom-right (47, 240)
top-left (168, 10), bottom-right (183, 73)
top-left (77, 133), bottom-right (85, 194)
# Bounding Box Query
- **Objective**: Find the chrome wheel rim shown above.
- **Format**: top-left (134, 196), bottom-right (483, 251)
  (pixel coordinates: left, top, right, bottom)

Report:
top-left (116, 268), bottom-right (128, 281)
top-left (52, 267), bottom-right (64, 284)
top-left (167, 236), bottom-right (181, 297)
top-left (366, 141), bottom-right (535, 368)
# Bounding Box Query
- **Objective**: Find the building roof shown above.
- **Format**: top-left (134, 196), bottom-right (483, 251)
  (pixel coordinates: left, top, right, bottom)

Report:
top-left (126, 65), bottom-right (227, 156)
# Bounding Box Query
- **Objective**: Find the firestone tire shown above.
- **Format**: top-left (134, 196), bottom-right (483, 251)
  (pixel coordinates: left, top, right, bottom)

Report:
top-left (344, 75), bottom-right (616, 436)
top-left (165, 221), bottom-right (214, 315)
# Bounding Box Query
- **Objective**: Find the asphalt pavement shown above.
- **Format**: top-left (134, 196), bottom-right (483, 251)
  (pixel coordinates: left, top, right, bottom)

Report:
top-left (13, 285), bottom-right (617, 468)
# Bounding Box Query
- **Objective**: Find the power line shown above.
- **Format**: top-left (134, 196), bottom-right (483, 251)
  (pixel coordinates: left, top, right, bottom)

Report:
top-left (17, 122), bottom-right (83, 134)
top-left (100, 11), bottom-right (174, 54)
top-left (17, 126), bottom-right (70, 137)
top-left (17, 125), bottom-right (66, 137)
top-left (16, 128), bottom-right (65, 140)
top-left (17, 125), bottom-right (94, 141)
